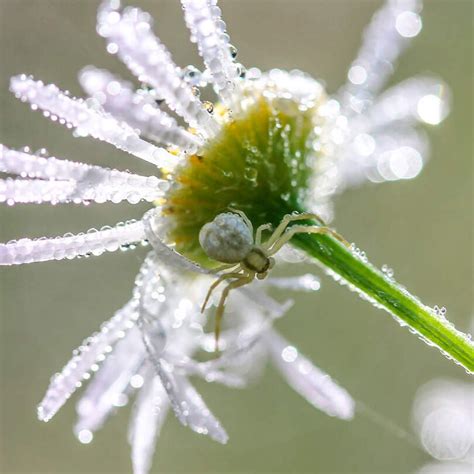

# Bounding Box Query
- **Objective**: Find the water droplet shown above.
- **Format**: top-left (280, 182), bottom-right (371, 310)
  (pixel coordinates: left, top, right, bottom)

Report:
top-left (236, 63), bottom-right (246, 78)
top-left (228, 44), bottom-right (238, 59)
top-left (77, 429), bottom-right (93, 444)
top-left (203, 101), bottom-right (214, 114)
top-left (381, 264), bottom-right (395, 278)
top-left (244, 167), bottom-right (258, 182)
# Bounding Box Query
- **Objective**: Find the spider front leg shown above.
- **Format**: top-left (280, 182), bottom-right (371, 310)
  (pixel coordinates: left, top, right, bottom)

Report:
top-left (201, 269), bottom-right (243, 313)
top-left (255, 223), bottom-right (273, 245)
top-left (227, 208), bottom-right (254, 235)
top-left (268, 224), bottom-right (349, 256)
top-left (263, 212), bottom-right (327, 249)
top-left (209, 263), bottom-right (240, 274)
top-left (214, 272), bottom-right (255, 351)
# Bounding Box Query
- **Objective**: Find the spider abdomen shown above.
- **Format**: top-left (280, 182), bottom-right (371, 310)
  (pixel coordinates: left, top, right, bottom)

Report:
top-left (199, 212), bottom-right (253, 263)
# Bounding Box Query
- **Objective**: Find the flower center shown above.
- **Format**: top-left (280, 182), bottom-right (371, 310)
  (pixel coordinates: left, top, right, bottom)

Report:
top-left (163, 72), bottom-right (329, 263)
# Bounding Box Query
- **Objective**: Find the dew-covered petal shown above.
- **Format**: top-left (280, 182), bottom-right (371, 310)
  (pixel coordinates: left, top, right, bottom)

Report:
top-left (262, 274), bottom-right (321, 292)
top-left (10, 75), bottom-right (178, 169)
top-left (128, 377), bottom-right (169, 474)
top-left (0, 145), bottom-right (169, 204)
top-left (79, 66), bottom-right (202, 152)
top-left (266, 330), bottom-right (354, 420)
top-left (135, 265), bottom-right (226, 443)
top-left (134, 256), bottom-right (221, 439)
top-left (241, 286), bottom-right (294, 320)
top-left (0, 178), bottom-right (76, 204)
top-left (142, 209), bottom-right (211, 276)
top-left (339, 0), bottom-right (423, 114)
top-left (97, 1), bottom-right (219, 137)
top-left (138, 309), bottom-right (167, 362)
top-left (152, 361), bottom-right (228, 444)
top-left (183, 332), bottom-right (267, 389)
top-left (0, 176), bottom-right (162, 206)
top-left (168, 354), bottom-right (246, 389)
top-left (37, 299), bottom-right (139, 422)
top-left (339, 126), bottom-right (429, 187)
top-left (352, 76), bottom-right (451, 132)
top-left (0, 218), bottom-right (146, 265)
top-left (181, 0), bottom-right (239, 106)
top-left (74, 329), bottom-right (145, 435)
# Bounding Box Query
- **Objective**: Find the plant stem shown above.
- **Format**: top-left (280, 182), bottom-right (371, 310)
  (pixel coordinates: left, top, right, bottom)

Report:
top-left (291, 229), bottom-right (474, 373)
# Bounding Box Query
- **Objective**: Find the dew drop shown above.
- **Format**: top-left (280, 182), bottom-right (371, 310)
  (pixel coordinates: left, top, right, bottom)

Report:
top-left (381, 264), bottom-right (395, 278)
top-left (244, 167), bottom-right (258, 182)
top-left (203, 101), bottom-right (214, 114)
top-left (229, 44), bottom-right (238, 59)
top-left (77, 429), bottom-right (93, 444)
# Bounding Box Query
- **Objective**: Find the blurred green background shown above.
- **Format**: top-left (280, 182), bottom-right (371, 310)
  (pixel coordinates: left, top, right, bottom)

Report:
top-left (0, 1), bottom-right (472, 473)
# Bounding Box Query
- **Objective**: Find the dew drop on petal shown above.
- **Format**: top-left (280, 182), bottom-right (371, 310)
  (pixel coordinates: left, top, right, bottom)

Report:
top-left (106, 42), bottom-right (119, 54)
top-left (396, 11), bottom-right (422, 38)
top-left (130, 374), bottom-right (144, 389)
top-left (77, 429), bottom-right (93, 444)
top-left (388, 146), bottom-right (423, 180)
top-left (281, 345), bottom-right (298, 363)
top-left (348, 65), bottom-right (367, 85)
top-left (417, 94), bottom-right (447, 125)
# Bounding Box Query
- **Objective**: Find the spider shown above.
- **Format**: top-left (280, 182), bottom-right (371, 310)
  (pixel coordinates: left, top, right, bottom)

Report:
top-left (199, 210), bottom-right (349, 350)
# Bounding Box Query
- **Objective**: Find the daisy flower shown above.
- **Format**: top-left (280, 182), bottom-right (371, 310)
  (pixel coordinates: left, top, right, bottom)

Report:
top-left (1, 0), bottom-right (472, 473)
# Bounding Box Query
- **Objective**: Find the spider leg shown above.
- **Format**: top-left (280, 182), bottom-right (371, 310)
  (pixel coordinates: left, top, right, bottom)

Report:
top-left (255, 223), bottom-right (273, 245)
top-left (209, 263), bottom-right (240, 274)
top-left (228, 208), bottom-right (254, 235)
top-left (263, 212), bottom-right (326, 249)
top-left (201, 270), bottom-right (243, 314)
top-left (214, 272), bottom-right (255, 351)
top-left (267, 224), bottom-right (349, 256)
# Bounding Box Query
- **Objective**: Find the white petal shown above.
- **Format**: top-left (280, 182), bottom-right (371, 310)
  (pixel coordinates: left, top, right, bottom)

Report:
top-left (74, 329), bottom-right (145, 434)
top-left (97, 2), bottom-right (219, 137)
top-left (128, 377), bottom-right (169, 474)
top-left (10, 75), bottom-right (178, 169)
top-left (169, 354), bottom-right (247, 389)
top-left (142, 208), bottom-right (211, 276)
top-left (179, 332), bottom-right (267, 389)
top-left (133, 261), bottom-right (227, 443)
top-left (0, 178), bottom-right (75, 204)
top-left (79, 67), bottom-right (203, 152)
top-left (356, 76), bottom-right (451, 132)
top-left (339, 127), bottom-right (429, 187)
top-left (0, 218), bottom-right (146, 265)
top-left (266, 330), bottom-right (354, 420)
top-left (37, 299), bottom-right (139, 422)
top-left (241, 286), bottom-right (294, 320)
top-left (338, 0), bottom-right (423, 114)
top-left (134, 252), bottom-right (183, 359)
top-left (181, 0), bottom-right (239, 106)
top-left (0, 145), bottom-right (168, 204)
top-left (153, 362), bottom-right (228, 444)
top-left (262, 274), bottom-right (321, 292)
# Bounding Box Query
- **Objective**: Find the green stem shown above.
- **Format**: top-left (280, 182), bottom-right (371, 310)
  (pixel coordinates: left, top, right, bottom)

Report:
top-left (290, 223), bottom-right (474, 373)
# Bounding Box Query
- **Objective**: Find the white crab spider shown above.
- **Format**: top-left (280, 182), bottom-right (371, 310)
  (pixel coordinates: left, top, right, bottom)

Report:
top-left (199, 210), bottom-right (349, 349)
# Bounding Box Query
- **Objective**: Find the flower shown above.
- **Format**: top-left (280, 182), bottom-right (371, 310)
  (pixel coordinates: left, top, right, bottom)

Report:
top-left (0, 0), bottom-right (455, 472)
top-left (412, 377), bottom-right (473, 474)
